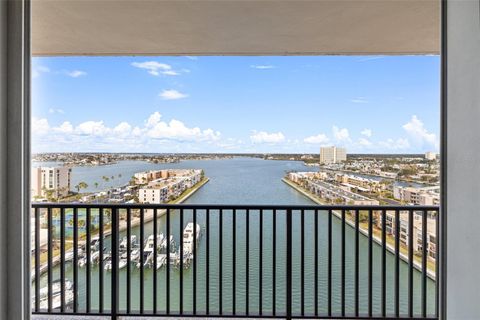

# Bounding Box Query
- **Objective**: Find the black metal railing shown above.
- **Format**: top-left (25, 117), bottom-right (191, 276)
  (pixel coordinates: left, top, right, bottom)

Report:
top-left (31, 203), bottom-right (440, 319)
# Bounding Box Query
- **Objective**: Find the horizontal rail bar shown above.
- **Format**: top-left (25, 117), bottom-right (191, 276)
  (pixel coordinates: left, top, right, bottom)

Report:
top-left (32, 311), bottom-right (438, 320)
top-left (32, 202), bottom-right (439, 211)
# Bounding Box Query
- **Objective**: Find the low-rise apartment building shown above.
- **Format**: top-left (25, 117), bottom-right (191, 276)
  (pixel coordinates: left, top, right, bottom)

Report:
top-left (335, 173), bottom-right (382, 192)
top-left (288, 172), bottom-right (379, 205)
top-left (138, 169), bottom-right (203, 204)
top-left (393, 186), bottom-right (440, 205)
top-left (134, 169), bottom-right (170, 184)
top-left (375, 210), bottom-right (437, 260)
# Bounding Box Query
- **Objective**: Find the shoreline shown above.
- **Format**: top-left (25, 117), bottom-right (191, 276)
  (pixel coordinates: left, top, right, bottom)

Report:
top-left (282, 177), bottom-right (436, 280)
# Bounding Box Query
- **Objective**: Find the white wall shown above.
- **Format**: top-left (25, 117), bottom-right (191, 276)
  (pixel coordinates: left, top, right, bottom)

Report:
top-left (446, 0), bottom-right (480, 318)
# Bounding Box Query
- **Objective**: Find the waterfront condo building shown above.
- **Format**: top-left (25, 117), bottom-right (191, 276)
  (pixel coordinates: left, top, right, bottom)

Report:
top-left (134, 169), bottom-right (170, 184)
top-left (379, 210), bottom-right (437, 260)
top-left (320, 146), bottom-right (347, 164)
top-left (31, 166), bottom-right (72, 199)
top-left (139, 183), bottom-right (170, 204)
top-left (138, 169), bottom-right (203, 204)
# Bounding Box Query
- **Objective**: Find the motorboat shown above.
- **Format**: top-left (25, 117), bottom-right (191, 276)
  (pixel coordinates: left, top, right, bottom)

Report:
top-left (183, 223), bottom-right (201, 254)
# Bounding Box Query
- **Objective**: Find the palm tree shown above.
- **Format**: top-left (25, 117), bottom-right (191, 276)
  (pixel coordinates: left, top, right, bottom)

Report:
top-left (129, 176), bottom-right (136, 186)
top-left (42, 187), bottom-right (55, 202)
top-left (75, 181), bottom-right (88, 193)
top-left (94, 182), bottom-right (99, 189)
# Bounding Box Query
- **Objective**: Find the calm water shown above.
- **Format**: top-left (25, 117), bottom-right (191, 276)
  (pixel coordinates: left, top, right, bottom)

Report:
top-left (37, 158), bottom-right (436, 316)
top-left (33, 158), bottom-right (419, 193)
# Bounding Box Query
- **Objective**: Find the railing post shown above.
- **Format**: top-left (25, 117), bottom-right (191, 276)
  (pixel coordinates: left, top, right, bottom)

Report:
top-left (111, 207), bottom-right (118, 320)
top-left (286, 208), bottom-right (292, 320)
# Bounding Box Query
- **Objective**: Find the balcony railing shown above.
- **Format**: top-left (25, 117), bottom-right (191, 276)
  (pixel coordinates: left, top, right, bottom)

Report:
top-left (31, 203), bottom-right (440, 319)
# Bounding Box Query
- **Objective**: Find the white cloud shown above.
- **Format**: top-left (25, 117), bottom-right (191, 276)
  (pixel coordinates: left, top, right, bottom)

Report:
top-left (159, 89), bottom-right (188, 100)
top-left (66, 70), bottom-right (87, 78)
top-left (75, 121), bottom-right (110, 136)
top-left (358, 138), bottom-right (373, 147)
top-left (32, 65), bottom-right (50, 78)
top-left (113, 122), bottom-right (132, 137)
top-left (54, 121), bottom-right (74, 134)
top-left (402, 115), bottom-right (439, 149)
top-left (32, 112), bottom-right (223, 152)
top-left (379, 138), bottom-right (410, 150)
top-left (332, 126), bottom-right (350, 142)
top-left (32, 118), bottom-right (50, 135)
top-left (250, 131), bottom-right (285, 144)
top-left (250, 65), bottom-right (276, 69)
top-left (304, 133), bottom-right (330, 144)
top-left (185, 56), bottom-right (198, 60)
top-left (48, 108), bottom-right (65, 114)
top-left (162, 70), bottom-right (180, 76)
top-left (350, 97), bottom-right (368, 104)
top-left (361, 128), bottom-right (372, 137)
top-left (132, 61), bottom-right (184, 76)
top-left (33, 66), bottom-right (87, 78)
top-left (147, 117), bottom-right (220, 142)
top-left (146, 112), bottom-right (162, 127)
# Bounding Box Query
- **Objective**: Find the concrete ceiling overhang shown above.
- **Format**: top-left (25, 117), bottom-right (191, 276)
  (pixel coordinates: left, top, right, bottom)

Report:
top-left (32, 0), bottom-right (440, 56)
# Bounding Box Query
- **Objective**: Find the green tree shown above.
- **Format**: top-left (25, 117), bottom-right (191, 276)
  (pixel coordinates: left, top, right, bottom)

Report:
top-left (75, 181), bottom-right (88, 193)
top-left (129, 176), bottom-right (136, 186)
top-left (41, 187), bottom-right (55, 202)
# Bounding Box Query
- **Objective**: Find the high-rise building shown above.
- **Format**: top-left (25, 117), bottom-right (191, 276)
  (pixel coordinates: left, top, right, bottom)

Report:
top-left (31, 166), bottom-right (72, 199)
top-left (319, 146), bottom-right (347, 164)
top-left (425, 151), bottom-right (437, 160)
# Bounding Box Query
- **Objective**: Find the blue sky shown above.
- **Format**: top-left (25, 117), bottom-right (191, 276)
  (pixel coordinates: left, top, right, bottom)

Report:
top-left (32, 56), bottom-right (440, 154)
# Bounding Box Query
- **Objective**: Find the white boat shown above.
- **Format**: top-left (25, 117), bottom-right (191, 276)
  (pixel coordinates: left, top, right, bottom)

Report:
top-left (64, 251), bottom-right (74, 262)
top-left (104, 256), bottom-right (128, 271)
top-left (156, 254), bottom-right (167, 269)
top-left (143, 234), bottom-right (164, 254)
top-left (65, 247), bottom-right (84, 262)
top-left (121, 248), bottom-right (140, 262)
top-left (119, 258), bottom-right (128, 269)
top-left (89, 237), bottom-right (100, 251)
top-left (131, 248), bottom-right (141, 260)
top-left (119, 235), bottom-right (137, 250)
top-left (90, 250), bottom-right (100, 264)
top-left (104, 256), bottom-right (112, 271)
top-left (159, 235), bottom-right (174, 251)
top-left (78, 257), bottom-right (86, 268)
top-left (38, 289), bottom-right (74, 311)
top-left (183, 223), bottom-right (201, 254)
top-left (137, 234), bottom-right (164, 268)
top-left (39, 279), bottom-right (73, 299)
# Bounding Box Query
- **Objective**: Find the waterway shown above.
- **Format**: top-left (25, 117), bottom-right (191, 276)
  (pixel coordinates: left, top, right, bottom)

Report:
top-left (35, 158), bottom-right (436, 316)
